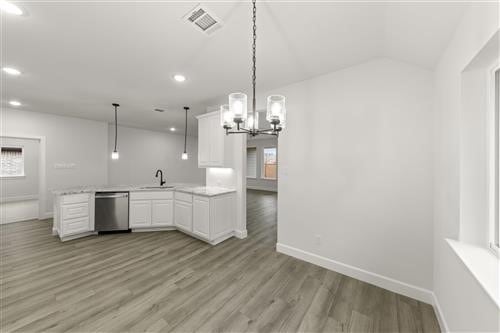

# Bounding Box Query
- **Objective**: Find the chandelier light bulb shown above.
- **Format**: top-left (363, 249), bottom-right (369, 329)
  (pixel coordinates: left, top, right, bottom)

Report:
top-left (246, 112), bottom-right (259, 129)
top-left (182, 152), bottom-right (188, 160)
top-left (220, 104), bottom-right (234, 128)
top-left (111, 151), bottom-right (119, 160)
top-left (266, 95), bottom-right (286, 125)
top-left (229, 92), bottom-right (247, 123)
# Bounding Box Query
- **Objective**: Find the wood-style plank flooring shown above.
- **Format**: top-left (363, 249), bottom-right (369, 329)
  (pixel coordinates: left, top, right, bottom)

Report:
top-left (0, 190), bottom-right (440, 332)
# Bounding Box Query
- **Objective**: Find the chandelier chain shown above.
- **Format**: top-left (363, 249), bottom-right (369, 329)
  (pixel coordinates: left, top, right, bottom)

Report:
top-left (252, 0), bottom-right (257, 130)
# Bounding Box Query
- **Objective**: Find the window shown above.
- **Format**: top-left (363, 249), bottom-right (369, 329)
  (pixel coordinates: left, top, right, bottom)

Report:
top-left (263, 147), bottom-right (277, 180)
top-left (1, 147), bottom-right (24, 177)
top-left (247, 147), bottom-right (257, 178)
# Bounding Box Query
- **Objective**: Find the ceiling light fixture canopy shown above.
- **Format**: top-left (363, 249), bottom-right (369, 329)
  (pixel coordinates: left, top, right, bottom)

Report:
top-left (0, 0), bottom-right (23, 15)
top-left (221, 0), bottom-right (286, 137)
top-left (2, 67), bottom-right (21, 75)
top-left (111, 103), bottom-right (120, 160)
top-left (174, 74), bottom-right (186, 82)
top-left (182, 107), bottom-right (189, 160)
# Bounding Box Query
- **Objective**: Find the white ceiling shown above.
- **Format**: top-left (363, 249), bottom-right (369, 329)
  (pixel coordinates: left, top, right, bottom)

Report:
top-left (2, 1), bottom-right (466, 134)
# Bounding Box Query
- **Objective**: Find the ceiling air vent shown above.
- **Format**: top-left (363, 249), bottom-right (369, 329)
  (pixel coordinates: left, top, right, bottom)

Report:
top-left (183, 4), bottom-right (223, 35)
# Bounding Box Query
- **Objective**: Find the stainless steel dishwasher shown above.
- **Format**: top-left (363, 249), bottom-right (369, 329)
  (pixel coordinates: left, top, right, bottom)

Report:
top-left (95, 192), bottom-right (129, 232)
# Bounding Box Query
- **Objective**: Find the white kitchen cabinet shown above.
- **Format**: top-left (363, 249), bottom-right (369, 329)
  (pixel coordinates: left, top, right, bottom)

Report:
top-left (196, 111), bottom-right (233, 168)
top-left (129, 200), bottom-right (152, 228)
top-left (175, 201), bottom-right (193, 232)
top-left (193, 196), bottom-right (210, 239)
top-left (129, 191), bottom-right (174, 230)
top-left (191, 193), bottom-right (236, 245)
top-left (152, 199), bottom-right (173, 226)
top-left (54, 193), bottom-right (95, 241)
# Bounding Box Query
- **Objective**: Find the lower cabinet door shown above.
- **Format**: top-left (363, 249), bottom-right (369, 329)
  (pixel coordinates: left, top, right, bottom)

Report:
top-left (62, 216), bottom-right (90, 236)
top-left (152, 199), bottom-right (173, 227)
top-left (174, 201), bottom-right (192, 232)
top-left (129, 200), bottom-right (152, 228)
top-left (193, 196), bottom-right (210, 239)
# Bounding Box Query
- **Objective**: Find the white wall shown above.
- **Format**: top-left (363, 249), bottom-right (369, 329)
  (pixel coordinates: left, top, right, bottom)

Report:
top-left (433, 3), bottom-right (500, 332)
top-left (272, 58), bottom-right (435, 295)
top-left (1, 108), bottom-right (108, 217)
top-left (107, 125), bottom-right (204, 186)
top-left (1, 109), bottom-right (206, 219)
top-left (247, 137), bottom-right (278, 192)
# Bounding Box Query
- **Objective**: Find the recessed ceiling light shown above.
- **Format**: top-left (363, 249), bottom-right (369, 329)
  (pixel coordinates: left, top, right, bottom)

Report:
top-left (0, 1), bottom-right (23, 15)
top-left (173, 74), bottom-right (186, 82)
top-left (9, 100), bottom-right (21, 106)
top-left (170, 127), bottom-right (176, 132)
top-left (2, 67), bottom-right (21, 75)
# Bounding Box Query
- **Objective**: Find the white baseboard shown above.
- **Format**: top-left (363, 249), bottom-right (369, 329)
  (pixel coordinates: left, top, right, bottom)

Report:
top-left (132, 227), bottom-right (175, 232)
top-left (276, 243), bottom-right (434, 305)
top-left (40, 211), bottom-right (53, 220)
top-left (234, 229), bottom-right (248, 239)
top-left (0, 200), bottom-right (39, 224)
top-left (432, 292), bottom-right (449, 332)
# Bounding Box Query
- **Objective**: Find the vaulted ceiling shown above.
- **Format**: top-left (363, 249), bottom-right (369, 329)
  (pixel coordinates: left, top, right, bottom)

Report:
top-left (2, 1), bottom-right (466, 134)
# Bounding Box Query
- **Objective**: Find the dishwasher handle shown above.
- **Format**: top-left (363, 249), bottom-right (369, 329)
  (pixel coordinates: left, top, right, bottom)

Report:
top-left (95, 193), bottom-right (129, 199)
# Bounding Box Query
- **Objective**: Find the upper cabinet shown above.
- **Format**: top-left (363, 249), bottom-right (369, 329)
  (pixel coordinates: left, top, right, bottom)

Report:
top-left (197, 111), bottom-right (232, 168)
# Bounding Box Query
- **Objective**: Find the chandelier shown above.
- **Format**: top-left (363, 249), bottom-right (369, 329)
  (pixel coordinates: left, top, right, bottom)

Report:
top-left (220, 0), bottom-right (286, 137)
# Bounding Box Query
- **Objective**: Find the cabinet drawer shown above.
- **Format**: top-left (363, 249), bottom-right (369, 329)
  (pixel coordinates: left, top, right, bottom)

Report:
top-left (130, 191), bottom-right (173, 201)
top-left (62, 193), bottom-right (89, 204)
top-left (62, 202), bottom-right (89, 220)
top-left (175, 192), bottom-right (193, 203)
top-left (63, 216), bottom-right (90, 235)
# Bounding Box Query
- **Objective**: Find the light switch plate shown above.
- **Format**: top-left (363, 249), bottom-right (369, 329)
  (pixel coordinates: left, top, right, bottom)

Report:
top-left (54, 163), bottom-right (76, 169)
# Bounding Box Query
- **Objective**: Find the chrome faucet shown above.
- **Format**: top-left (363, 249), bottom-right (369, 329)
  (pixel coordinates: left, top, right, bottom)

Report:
top-left (155, 169), bottom-right (166, 186)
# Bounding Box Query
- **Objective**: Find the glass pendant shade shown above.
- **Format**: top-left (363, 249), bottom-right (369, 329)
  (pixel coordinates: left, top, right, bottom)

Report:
top-left (181, 152), bottom-right (188, 160)
top-left (266, 95), bottom-right (286, 125)
top-left (269, 108), bottom-right (286, 129)
top-left (246, 111), bottom-right (259, 129)
top-left (229, 92), bottom-right (247, 123)
top-left (111, 151), bottom-right (119, 160)
top-left (220, 104), bottom-right (234, 128)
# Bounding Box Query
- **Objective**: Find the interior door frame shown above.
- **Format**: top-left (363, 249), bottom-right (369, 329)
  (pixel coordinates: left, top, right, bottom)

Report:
top-left (1, 134), bottom-right (47, 220)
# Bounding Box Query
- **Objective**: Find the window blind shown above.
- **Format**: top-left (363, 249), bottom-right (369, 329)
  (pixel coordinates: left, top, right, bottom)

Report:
top-left (1, 147), bottom-right (24, 177)
top-left (247, 147), bottom-right (257, 178)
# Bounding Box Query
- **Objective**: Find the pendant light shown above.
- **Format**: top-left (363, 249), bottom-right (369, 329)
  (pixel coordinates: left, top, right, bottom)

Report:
top-left (111, 103), bottom-right (120, 160)
top-left (221, 0), bottom-right (286, 137)
top-left (182, 106), bottom-right (189, 160)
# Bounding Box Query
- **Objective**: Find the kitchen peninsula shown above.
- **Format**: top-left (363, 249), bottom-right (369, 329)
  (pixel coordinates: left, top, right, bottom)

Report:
top-left (53, 185), bottom-right (236, 245)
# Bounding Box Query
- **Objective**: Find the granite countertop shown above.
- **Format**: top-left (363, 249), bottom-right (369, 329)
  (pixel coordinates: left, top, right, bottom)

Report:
top-left (52, 184), bottom-right (236, 197)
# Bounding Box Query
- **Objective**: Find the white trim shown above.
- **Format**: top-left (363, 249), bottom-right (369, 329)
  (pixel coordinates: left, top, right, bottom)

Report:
top-left (41, 211), bottom-right (53, 220)
top-left (276, 243), bottom-right (434, 304)
top-left (487, 62), bottom-right (500, 249)
top-left (446, 238), bottom-right (500, 309)
top-left (0, 174), bottom-right (25, 179)
top-left (432, 293), bottom-right (450, 333)
top-left (246, 185), bottom-right (277, 192)
top-left (234, 229), bottom-right (247, 239)
top-left (132, 227), bottom-right (175, 232)
top-left (0, 134), bottom-right (47, 220)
